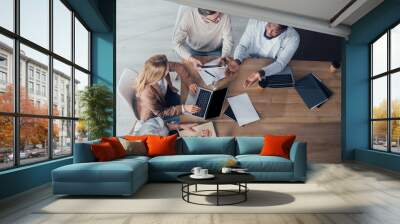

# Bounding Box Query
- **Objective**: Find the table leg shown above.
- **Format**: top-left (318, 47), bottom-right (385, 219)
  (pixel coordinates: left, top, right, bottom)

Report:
top-left (187, 184), bottom-right (190, 202)
top-left (195, 184), bottom-right (198, 192)
top-left (217, 184), bottom-right (219, 206)
top-left (245, 183), bottom-right (247, 201)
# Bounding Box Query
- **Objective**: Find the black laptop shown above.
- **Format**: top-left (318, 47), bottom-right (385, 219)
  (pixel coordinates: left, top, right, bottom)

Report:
top-left (185, 87), bottom-right (228, 119)
top-left (295, 73), bottom-right (332, 109)
top-left (259, 66), bottom-right (295, 88)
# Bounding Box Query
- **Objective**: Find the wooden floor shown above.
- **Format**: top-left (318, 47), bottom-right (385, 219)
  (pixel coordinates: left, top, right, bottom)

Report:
top-left (1, 162), bottom-right (400, 224)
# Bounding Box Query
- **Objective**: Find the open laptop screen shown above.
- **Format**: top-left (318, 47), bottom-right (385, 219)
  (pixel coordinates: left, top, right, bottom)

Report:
top-left (205, 88), bottom-right (228, 119)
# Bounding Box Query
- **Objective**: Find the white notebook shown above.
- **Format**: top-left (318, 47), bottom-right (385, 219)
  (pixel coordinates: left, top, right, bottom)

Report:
top-left (227, 93), bottom-right (260, 126)
top-left (198, 59), bottom-right (226, 86)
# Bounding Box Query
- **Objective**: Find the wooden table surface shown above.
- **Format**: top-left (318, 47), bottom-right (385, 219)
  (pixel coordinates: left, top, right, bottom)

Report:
top-left (180, 58), bottom-right (341, 163)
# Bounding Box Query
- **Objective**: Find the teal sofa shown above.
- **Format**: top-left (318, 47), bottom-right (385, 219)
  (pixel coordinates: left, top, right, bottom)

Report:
top-left (52, 137), bottom-right (307, 196)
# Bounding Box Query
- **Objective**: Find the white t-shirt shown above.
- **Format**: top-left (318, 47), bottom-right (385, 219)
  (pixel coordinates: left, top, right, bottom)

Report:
top-left (234, 19), bottom-right (300, 77)
top-left (173, 7), bottom-right (234, 59)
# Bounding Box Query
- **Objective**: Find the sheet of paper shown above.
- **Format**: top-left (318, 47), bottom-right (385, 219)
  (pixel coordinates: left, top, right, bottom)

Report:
top-left (199, 67), bottom-right (226, 86)
top-left (204, 58), bottom-right (220, 66)
top-left (227, 93), bottom-right (260, 126)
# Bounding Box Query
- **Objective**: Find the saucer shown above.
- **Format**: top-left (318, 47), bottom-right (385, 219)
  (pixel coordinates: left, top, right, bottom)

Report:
top-left (190, 174), bottom-right (215, 179)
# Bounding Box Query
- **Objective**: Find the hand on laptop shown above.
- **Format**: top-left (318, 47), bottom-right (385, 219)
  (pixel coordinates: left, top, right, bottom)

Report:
top-left (189, 83), bottom-right (198, 94)
top-left (244, 72), bottom-right (262, 88)
top-left (184, 105), bottom-right (201, 113)
top-left (186, 57), bottom-right (202, 69)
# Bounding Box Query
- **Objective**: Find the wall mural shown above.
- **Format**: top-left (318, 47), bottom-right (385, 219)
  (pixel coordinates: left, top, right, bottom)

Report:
top-left (116, 0), bottom-right (342, 162)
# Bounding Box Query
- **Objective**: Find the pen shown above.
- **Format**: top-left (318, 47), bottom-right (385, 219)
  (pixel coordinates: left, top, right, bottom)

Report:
top-left (204, 70), bottom-right (216, 78)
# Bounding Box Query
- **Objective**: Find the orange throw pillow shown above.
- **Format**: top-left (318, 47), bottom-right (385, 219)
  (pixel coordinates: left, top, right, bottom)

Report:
top-left (101, 137), bottom-right (127, 158)
top-left (146, 134), bottom-right (177, 157)
top-left (91, 142), bottom-right (117, 162)
top-left (260, 135), bottom-right (296, 159)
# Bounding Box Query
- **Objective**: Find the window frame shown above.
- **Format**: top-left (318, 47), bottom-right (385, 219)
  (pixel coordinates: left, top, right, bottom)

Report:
top-left (0, 0), bottom-right (92, 171)
top-left (370, 20), bottom-right (400, 154)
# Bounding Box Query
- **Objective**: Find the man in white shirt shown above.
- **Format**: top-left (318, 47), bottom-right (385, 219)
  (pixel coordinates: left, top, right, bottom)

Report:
top-left (173, 8), bottom-right (234, 67)
top-left (229, 19), bottom-right (300, 88)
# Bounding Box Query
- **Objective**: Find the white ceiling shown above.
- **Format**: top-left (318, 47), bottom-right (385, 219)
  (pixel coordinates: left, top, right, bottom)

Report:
top-left (225, 0), bottom-right (352, 23)
top-left (167, 0), bottom-right (384, 38)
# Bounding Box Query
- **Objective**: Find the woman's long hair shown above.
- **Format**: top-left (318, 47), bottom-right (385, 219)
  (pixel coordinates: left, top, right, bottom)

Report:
top-left (136, 54), bottom-right (168, 94)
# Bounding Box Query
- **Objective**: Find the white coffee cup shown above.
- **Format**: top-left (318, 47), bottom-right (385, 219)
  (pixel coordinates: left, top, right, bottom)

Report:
top-left (221, 167), bottom-right (232, 174)
top-left (200, 169), bottom-right (208, 176)
top-left (191, 167), bottom-right (202, 176)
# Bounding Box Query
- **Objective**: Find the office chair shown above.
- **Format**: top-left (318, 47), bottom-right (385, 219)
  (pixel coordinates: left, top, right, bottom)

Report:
top-left (117, 68), bottom-right (140, 134)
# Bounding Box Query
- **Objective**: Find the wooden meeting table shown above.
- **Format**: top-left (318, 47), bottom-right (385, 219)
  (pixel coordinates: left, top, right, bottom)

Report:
top-left (179, 57), bottom-right (341, 163)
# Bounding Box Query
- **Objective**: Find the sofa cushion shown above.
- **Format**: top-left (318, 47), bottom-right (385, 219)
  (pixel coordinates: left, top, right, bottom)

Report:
top-left (236, 155), bottom-right (293, 172)
top-left (101, 137), bottom-right (127, 158)
top-left (118, 138), bottom-right (147, 156)
top-left (236, 137), bottom-right (264, 155)
top-left (149, 154), bottom-right (235, 172)
top-left (53, 158), bottom-right (147, 183)
top-left (147, 134), bottom-right (177, 157)
top-left (180, 137), bottom-right (235, 155)
top-left (91, 142), bottom-right (118, 162)
top-left (260, 135), bottom-right (296, 159)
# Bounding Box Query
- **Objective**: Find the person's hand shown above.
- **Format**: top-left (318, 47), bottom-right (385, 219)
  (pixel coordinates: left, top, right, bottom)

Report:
top-left (179, 123), bottom-right (198, 131)
top-left (200, 129), bottom-right (211, 137)
top-left (188, 83), bottom-right (198, 94)
top-left (244, 72), bottom-right (262, 88)
top-left (217, 57), bottom-right (227, 66)
top-left (227, 58), bottom-right (240, 73)
top-left (184, 104), bottom-right (201, 113)
top-left (186, 57), bottom-right (202, 68)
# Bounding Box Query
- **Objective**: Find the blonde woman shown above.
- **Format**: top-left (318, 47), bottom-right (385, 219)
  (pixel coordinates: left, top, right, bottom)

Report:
top-left (135, 54), bottom-right (200, 122)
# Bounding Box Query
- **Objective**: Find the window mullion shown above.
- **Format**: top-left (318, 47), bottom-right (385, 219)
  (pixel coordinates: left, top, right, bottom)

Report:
top-left (71, 10), bottom-right (76, 155)
top-left (48, 0), bottom-right (54, 160)
top-left (387, 30), bottom-right (391, 152)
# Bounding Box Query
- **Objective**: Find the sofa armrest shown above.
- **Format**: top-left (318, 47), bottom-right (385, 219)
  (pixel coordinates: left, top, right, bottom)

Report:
top-left (73, 141), bottom-right (98, 163)
top-left (289, 141), bottom-right (307, 181)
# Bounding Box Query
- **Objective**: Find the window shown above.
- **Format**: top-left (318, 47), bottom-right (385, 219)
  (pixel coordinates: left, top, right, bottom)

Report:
top-left (0, 71), bottom-right (6, 83)
top-left (74, 18), bottom-right (89, 70)
top-left (42, 85), bottom-right (46, 97)
top-left (35, 70), bottom-right (40, 81)
top-left (0, 1), bottom-right (91, 170)
top-left (53, 119), bottom-right (72, 158)
top-left (0, 116), bottom-right (14, 170)
top-left (20, 0), bottom-right (49, 49)
top-left (53, 0), bottom-right (72, 60)
top-left (0, 34), bottom-right (14, 113)
top-left (0, 53), bottom-right (8, 89)
top-left (28, 81), bottom-right (34, 94)
top-left (53, 59), bottom-right (72, 117)
top-left (28, 67), bottom-right (34, 80)
top-left (74, 69), bottom-right (89, 118)
top-left (35, 84), bottom-right (40, 95)
top-left (0, 0), bottom-right (14, 31)
top-left (370, 23), bottom-right (400, 153)
top-left (0, 55), bottom-right (7, 67)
